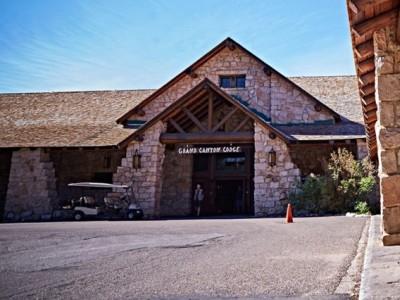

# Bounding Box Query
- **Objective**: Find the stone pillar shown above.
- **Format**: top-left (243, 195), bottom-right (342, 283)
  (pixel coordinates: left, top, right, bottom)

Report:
top-left (160, 149), bottom-right (193, 216)
top-left (113, 121), bottom-right (166, 218)
top-left (374, 27), bottom-right (400, 245)
top-left (254, 122), bottom-right (301, 216)
top-left (5, 148), bottom-right (58, 220)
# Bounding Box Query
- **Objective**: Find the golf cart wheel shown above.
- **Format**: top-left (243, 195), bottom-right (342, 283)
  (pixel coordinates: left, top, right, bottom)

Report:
top-left (127, 211), bottom-right (135, 220)
top-left (74, 211), bottom-right (84, 221)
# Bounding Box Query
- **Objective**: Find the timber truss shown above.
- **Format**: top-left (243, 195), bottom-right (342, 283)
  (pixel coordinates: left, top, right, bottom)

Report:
top-left (131, 79), bottom-right (289, 145)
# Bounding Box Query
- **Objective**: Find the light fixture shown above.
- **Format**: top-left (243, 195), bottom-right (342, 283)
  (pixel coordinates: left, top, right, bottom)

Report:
top-left (268, 148), bottom-right (276, 167)
top-left (133, 149), bottom-right (141, 169)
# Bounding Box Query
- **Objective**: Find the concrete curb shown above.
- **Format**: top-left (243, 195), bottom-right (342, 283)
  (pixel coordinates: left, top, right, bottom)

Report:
top-left (335, 216), bottom-right (370, 298)
top-left (359, 215), bottom-right (400, 299)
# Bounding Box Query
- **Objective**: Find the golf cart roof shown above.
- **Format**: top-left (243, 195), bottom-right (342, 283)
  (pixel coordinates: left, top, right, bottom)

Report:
top-left (68, 182), bottom-right (129, 189)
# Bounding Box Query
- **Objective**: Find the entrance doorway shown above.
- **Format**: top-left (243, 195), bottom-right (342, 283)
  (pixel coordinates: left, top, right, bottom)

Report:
top-left (192, 144), bottom-right (254, 216)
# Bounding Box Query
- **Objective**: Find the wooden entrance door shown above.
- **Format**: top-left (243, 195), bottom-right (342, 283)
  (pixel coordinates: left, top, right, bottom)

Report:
top-left (192, 144), bottom-right (254, 215)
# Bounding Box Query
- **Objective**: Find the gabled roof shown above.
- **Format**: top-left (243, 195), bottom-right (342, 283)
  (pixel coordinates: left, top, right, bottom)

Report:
top-left (117, 37), bottom-right (340, 123)
top-left (0, 75), bottom-right (366, 149)
top-left (122, 78), bottom-right (291, 145)
top-left (0, 89), bottom-right (153, 148)
top-left (346, 0), bottom-right (400, 160)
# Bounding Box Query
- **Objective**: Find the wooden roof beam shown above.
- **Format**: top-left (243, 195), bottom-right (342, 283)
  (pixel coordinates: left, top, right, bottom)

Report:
top-left (360, 83), bottom-right (375, 97)
top-left (352, 0), bottom-right (392, 12)
top-left (357, 57), bottom-right (375, 74)
top-left (348, 0), bottom-right (359, 14)
top-left (364, 111), bottom-right (377, 122)
top-left (359, 71), bottom-right (375, 86)
top-left (361, 94), bottom-right (376, 106)
top-left (352, 8), bottom-right (398, 38)
top-left (397, 8), bottom-right (400, 43)
top-left (354, 40), bottom-right (373, 60)
top-left (364, 102), bottom-right (377, 113)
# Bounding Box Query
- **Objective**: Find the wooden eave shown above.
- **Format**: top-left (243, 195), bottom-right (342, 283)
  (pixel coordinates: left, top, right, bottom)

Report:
top-left (118, 79), bottom-right (292, 147)
top-left (116, 37), bottom-right (340, 123)
top-left (346, 0), bottom-right (400, 160)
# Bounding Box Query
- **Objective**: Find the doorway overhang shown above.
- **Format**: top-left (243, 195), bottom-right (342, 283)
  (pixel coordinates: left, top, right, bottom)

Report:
top-left (122, 78), bottom-right (290, 147)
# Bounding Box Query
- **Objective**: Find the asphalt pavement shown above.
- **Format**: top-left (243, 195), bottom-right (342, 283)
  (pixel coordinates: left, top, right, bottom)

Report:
top-left (0, 216), bottom-right (367, 299)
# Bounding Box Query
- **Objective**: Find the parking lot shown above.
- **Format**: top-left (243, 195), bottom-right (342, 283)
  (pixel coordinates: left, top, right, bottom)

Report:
top-left (0, 217), bottom-right (366, 299)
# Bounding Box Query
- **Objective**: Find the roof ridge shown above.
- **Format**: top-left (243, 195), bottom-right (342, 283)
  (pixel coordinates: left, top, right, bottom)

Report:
top-left (0, 88), bottom-right (156, 96)
top-left (289, 75), bottom-right (356, 78)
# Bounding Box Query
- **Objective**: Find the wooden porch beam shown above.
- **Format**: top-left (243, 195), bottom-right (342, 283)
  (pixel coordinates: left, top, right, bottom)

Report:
top-left (352, 8), bottom-right (398, 38)
top-left (160, 132), bottom-right (254, 144)
top-left (208, 93), bottom-right (214, 130)
top-left (233, 116), bottom-right (250, 132)
top-left (162, 90), bottom-right (208, 121)
top-left (352, 0), bottom-right (392, 12)
top-left (212, 107), bottom-right (239, 132)
top-left (182, 107), bottom-right (207, 132)
top-left (169, 118), bottom-right (185, 133)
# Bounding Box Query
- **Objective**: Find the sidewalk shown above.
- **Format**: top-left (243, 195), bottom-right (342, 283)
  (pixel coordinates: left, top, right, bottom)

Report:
top-left (360, 215), bottom-right (400, 299)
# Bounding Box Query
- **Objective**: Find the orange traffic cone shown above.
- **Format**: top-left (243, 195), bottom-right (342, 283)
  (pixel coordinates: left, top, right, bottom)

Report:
top-left (286, 203), bottom-right (293, 223)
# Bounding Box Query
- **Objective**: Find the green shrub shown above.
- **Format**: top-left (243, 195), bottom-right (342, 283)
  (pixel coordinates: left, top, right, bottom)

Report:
top-left (291, 148), bottom-right (377, 215)
top-left (354, 201), bottom-right (370, 215)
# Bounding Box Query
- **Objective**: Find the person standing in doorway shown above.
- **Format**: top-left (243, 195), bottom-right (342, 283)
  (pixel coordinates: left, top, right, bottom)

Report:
top-left (193, 184), bottom-right (205, 217)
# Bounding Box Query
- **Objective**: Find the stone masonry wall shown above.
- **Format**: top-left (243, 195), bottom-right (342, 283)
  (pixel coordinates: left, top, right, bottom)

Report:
top-left (270, 73), bottom-right (334, 124)
top-left (160, 148), bottom-right (192, 216)
top-left (129, 46), bottom-right (334, 125)
top-left (254, 122), bottom-right (301, 216)
top-left (374, 27), bottom-right (400, 245)
top-left (113, 121), bottom-right (166, 217)
top-left (5, 149), bottom-right (57, 219)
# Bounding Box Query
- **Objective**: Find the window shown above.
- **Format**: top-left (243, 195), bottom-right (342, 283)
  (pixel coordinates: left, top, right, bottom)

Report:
top-left (219, 75), bottom-right (246, 88)
top-left (216, 153), bottom-right (246, 172)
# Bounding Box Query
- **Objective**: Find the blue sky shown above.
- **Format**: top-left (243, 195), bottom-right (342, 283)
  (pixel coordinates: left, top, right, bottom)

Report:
top-left (0, 0), bottom-right (355, 93)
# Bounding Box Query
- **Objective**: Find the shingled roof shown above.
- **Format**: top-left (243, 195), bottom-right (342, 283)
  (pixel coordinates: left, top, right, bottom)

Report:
top-left (290, 75), bottom-right (363, 124)
top-left (0, 75), bottom-right (364, 148)
top-left (0, 89), bottom-right (154, 148)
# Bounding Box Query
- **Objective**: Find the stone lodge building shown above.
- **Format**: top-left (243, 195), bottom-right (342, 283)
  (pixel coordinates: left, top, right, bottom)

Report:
top-left (0, 38), bottom-right (368, 220)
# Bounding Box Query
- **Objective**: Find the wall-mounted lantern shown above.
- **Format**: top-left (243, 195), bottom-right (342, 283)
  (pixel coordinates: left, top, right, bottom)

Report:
top-left (133, 149), bottom-right (141, 169)
top-left (268, 148), bottom-right (276, 167)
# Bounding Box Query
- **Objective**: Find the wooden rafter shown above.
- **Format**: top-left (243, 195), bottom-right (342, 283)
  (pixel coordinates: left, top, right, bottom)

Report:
top-left (397, 8), bottom-right (400, 42)
top-left (352, 8), bottom-right (398, 38)
top-left (208, 93), bottom-right (213, 130)
top-left (351, 0), bottom-right (392, 12)
top-left (359, 71), bottom-right (375, 86)
top-left (362, 95), bottom-right (376, 107)
top-left (212, 107), bottom-right (239, 132)
top-left (357, 57), bottom-right (375, 74)
top-left (360, 83), bottom-right (375, 96)
top-left (182, 107), bottom-right (207, 132)
top-left (354, 40), bottom-right (374, 60)
top-left (169, 119), bottom-right (185, 133)
top-left (233, 116), bottom-right (250, 132)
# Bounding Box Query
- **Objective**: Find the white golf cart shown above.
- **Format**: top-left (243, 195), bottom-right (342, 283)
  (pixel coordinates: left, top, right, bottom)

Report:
top-left (67, 182), bottom-right (143, 221)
